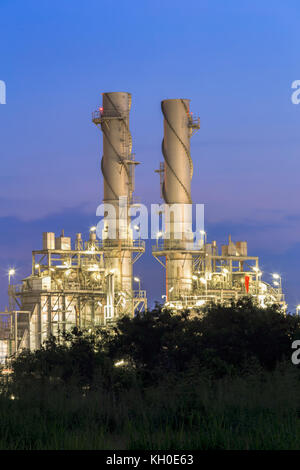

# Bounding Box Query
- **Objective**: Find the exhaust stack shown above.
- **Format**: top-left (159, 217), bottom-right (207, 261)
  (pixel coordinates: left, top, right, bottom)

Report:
top-left (159, 99), bottom-right (200, 299)
top-left (93, 92), bottom-right (145, 315)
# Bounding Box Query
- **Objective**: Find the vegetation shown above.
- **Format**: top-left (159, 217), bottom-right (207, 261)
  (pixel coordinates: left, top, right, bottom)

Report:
top-left (1, 298), bottom-right (300, 450)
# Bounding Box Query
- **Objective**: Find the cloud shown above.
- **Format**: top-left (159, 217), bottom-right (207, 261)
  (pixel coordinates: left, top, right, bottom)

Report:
top-left (0, 196), bottom-right (96, 222)
top-left (207, 210), bottom-right (300, 254)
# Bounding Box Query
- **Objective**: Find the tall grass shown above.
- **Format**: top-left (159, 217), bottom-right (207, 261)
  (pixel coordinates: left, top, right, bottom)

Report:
top-left (0, 364), bottom-right (299, 450)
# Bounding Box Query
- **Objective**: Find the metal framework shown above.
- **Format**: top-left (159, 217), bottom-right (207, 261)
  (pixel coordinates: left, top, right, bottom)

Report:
top-left (153, 235), bottom-right (285, 310)
top-left (153, 98), bottom-right (286, 311)
top-left (0, 93), bottom-right (287, 361)
top-left (0, 231), bottom-right (147, 357)
top-left (0, 91), bottom-right (147, 360)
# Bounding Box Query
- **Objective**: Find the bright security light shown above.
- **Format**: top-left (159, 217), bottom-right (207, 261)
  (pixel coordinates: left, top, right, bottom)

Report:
top-left (114, 360), bottom-right (125, 367)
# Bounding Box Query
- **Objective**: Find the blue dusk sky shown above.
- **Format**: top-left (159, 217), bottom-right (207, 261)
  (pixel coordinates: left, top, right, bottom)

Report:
top-left (0, 0), bottom-right (300, 310)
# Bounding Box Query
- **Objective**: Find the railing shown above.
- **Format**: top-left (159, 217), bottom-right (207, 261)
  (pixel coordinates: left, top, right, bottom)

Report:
top-left (85, 239), bottom-right (145, 251)
top-left (188, 115), bottom-right (200, 129)
top-left (92, 106), bottom-right (127, 121)
top-left (8, 284), bottom-right (23, 295)
top-left (165, 284), bottom-right (285, 311)
top-left (133, 290), bottom-right (147, 299)
top-left (152, 239), bottom-right (199, 252)
top-left (103, 239), bottom-right (145, 250)
top-left (92, 110), bottom-right (102, 123)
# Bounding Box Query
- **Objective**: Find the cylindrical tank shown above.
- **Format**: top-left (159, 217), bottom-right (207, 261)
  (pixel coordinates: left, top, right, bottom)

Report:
top-left (101, 92), bottom-right (132, 208)
top-left (97, 92), bottom-right (133, 298)
top-left (236, 241), bottom-right (248, 256)
top-left (161, 99), bottom-right (196, 298)
top-left (161, 99), bottom-right (193, 205)
top-left (75, 233), bottom-right (83, 250)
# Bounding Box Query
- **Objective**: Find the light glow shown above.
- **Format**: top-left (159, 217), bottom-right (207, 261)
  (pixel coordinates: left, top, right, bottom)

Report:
top-left (114, 359), bottom-right (125, 367)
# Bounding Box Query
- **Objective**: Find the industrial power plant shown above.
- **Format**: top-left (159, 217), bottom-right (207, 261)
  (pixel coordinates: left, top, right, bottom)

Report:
top-left (0, 92), bottom-right (285, 361)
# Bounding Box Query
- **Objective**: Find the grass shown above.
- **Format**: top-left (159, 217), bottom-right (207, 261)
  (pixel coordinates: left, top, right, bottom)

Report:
top-left (0, 364), bottom-right (299, 450)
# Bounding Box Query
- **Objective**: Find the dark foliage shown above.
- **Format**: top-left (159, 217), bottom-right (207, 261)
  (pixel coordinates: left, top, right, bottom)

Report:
top-left (198, 298), bottom-right (299, 372)
top-left (108, 298), bottom-right (300, 380)
top-left (7, 298), bottom-right (300, 393)
top-left (1, 298), bottom-right (300, 450)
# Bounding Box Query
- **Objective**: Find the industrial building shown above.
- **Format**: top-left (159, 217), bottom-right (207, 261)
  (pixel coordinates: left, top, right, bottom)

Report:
top-left (0, 93), bottom-right (285, 361)
top-left (153, 98), bottom-right (285, 311)
top-left (0, 92), bottom-right (146, 358)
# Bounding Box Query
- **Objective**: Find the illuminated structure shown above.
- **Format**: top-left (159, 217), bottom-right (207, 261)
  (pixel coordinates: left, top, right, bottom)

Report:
top-left (0, 93), bottom-right (286, 361)
top-left (0, 92), bottom-right (146, 357)
top-left (153, 98), bottom-right (285, 311)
